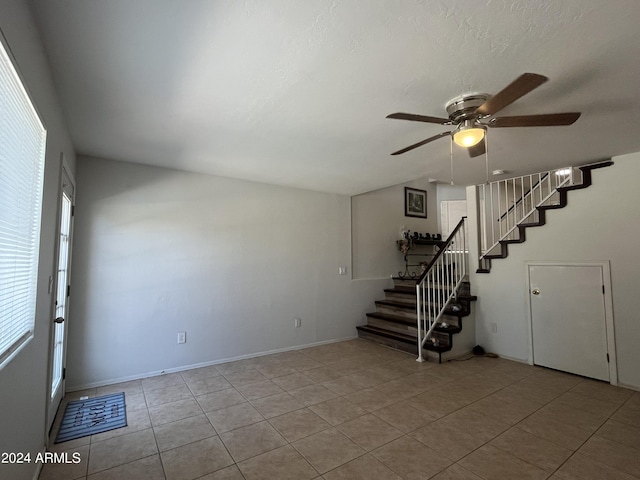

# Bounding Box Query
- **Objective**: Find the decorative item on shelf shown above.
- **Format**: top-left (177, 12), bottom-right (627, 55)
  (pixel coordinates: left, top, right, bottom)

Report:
top-left (434, 233), bottom-right (442, 240)
top-left (396, 229), bottom-right (442, 279)
top-left (397, 239), bottom-right (411, 254)
top-left (431, 337), bottom-right (439, 346)
top-left (396, 233), bottom-right (413, 254)
top-left (397, 230), bottom-right (415, 278)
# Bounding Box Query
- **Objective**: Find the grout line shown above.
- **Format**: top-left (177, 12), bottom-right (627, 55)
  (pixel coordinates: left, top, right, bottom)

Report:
top-left (50, 341), bottom-right (638, 480)
top-left (542, 398), bottom-right (627, 478)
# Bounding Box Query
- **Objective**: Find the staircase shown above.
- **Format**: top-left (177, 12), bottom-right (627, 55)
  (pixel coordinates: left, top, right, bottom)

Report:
top-left (357, 161), bottom-right (611, 359)
top-left (477, 161), bottom-right (613, 273)
top-left (357, 218), bottom-right (477, 362)
top-left (356, 277), bottom-right (476, 362)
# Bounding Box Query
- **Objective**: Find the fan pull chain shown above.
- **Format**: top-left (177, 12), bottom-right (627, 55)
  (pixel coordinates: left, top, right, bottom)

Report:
top-left (485, 129), bottom-right (490, 184)
top-left (450, 135), bottom-right (454, 185)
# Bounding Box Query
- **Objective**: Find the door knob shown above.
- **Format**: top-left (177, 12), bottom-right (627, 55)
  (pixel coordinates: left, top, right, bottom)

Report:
top-left (531, 289), bottom-right (540, 295)
top-left (54, 317), bottom-right (65, 324)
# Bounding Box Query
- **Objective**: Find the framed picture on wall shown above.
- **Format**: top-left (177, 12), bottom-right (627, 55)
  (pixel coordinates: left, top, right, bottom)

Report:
top-left (405, 187), bottom-right (427, 218)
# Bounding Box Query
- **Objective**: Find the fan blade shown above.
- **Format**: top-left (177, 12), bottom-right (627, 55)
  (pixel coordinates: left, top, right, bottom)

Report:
top-left (391, 132), bottom-right (450, 155)
top-left (489, 112), bottom-right (581, 128)
top-left (467, 138), bottom-right (486, 158)
top-left (387, 112), bottom-right (450, 125)
top-left (476, 73), bottom-right (548, 116)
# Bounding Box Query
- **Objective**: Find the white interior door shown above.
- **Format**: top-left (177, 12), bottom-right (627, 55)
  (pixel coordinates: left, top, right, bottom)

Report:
top-left (529, 264), bottom-right (610, 381)
top-left (47, 166), bottom-right (75, 432)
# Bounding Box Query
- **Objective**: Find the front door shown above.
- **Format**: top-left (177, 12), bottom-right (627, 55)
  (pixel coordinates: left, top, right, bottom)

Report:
top-left (528, 264), bottom-right (610, 381)
top-left (47, 165), bottom-right (75, 433)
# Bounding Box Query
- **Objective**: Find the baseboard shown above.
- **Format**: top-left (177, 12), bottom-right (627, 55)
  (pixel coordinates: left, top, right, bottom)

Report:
top-left (440, 349), bottom-right (473, 362)
top-left (492, 353), bottom-right (530, 364)
top-left (616, 381), bottom-right (640, 392)
top-left (31, 451), bottom-right (44, 480)
top-left (67, 335), bottom-right (358, 391)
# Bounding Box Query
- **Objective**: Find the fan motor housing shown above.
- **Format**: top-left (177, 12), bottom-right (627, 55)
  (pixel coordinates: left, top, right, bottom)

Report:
top-left (445, 93), bottom-right (490, 124)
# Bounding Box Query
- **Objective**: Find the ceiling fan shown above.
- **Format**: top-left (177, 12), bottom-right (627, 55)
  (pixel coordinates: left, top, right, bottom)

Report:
top-left (387, 73), bottom-right (581, 158)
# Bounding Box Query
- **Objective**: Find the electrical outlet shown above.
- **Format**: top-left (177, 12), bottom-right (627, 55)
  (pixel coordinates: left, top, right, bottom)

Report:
top-left (490, 323), bottom-right (497, 333)
top-left (177, 331), bottom-right (186, 344)
top-left (294, 317), bottom-right (301, 328)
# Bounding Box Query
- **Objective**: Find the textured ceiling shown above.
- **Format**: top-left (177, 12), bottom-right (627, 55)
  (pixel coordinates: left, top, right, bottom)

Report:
top-left (31, 0), bottom-right (640, 195)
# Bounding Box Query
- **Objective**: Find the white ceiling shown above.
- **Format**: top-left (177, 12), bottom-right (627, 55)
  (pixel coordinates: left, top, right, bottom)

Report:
top-left (32, 0), bottom-right (640, 195)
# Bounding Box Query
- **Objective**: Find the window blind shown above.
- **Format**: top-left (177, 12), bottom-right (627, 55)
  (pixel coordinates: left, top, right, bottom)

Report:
top-left (0, 38), bottom-right (47, 370)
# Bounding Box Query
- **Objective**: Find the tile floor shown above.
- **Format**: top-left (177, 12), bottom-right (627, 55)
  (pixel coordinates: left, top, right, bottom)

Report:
top-left (40, 339), bottom-right (640, 480)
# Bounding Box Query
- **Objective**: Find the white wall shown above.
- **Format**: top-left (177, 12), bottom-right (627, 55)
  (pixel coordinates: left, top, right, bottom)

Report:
top-left (468, 153), bottom-right (640, 389)
top-left (351, 178), bottom-right (439, 279)
top-left (0, 2), bottom-right (76, 479)
top-left (68, 156), bottom-right (386, 388)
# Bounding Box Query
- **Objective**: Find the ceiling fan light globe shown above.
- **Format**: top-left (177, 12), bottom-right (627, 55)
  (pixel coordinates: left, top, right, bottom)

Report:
top-left (453, 127), bottom-right (485, 147)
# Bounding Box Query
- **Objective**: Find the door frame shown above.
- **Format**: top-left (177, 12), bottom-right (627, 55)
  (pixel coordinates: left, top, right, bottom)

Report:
top-left (45, 153), bottom-right (76, 440)
top-left (525, 261), bottom-right (617, 385)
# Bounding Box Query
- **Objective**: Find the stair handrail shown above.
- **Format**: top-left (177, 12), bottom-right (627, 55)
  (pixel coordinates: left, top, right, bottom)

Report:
top-left (478, 167), bottom-right (575, 259)
top-left (497, 172), bottom-right (549, 222)
top-left (415, 217), bottom-right (468, 362)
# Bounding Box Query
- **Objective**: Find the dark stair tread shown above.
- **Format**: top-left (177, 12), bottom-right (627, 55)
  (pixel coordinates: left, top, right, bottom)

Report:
top-left (558, 184), bottom-right (587, 193)
top-left (434, 323), bottom-right (462, 334)
top-left (356, 325), bottom-right (416, 343)
top-left (456, 294), bottom-right (478, 302)
top-left (375, 299), bottom-right (416, 311)
top-left (384, 287), bottom-right (416, 296)
top-left (500, 238), bottom-right (523, 245)
top-left (356, 325), bottom-right (452, 353)
top-left (376, 295), bottom-right (475, 307)
top-left (424, 343), bottom-right (452, 353)
top-left (518, 222), bottom-right (543, 228)
top-left (366, 311), bottom-right (416, 326)
top-left (386, 286), bottom-right (417, 294)
top-left (584, 160), bottom-right (614, 170)
top-left (384, 286), bottom-right (455, 296)
top-left (390, 281), bottom-right (457, 288)
top-left (378, 299), bottom-right (452, 312)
